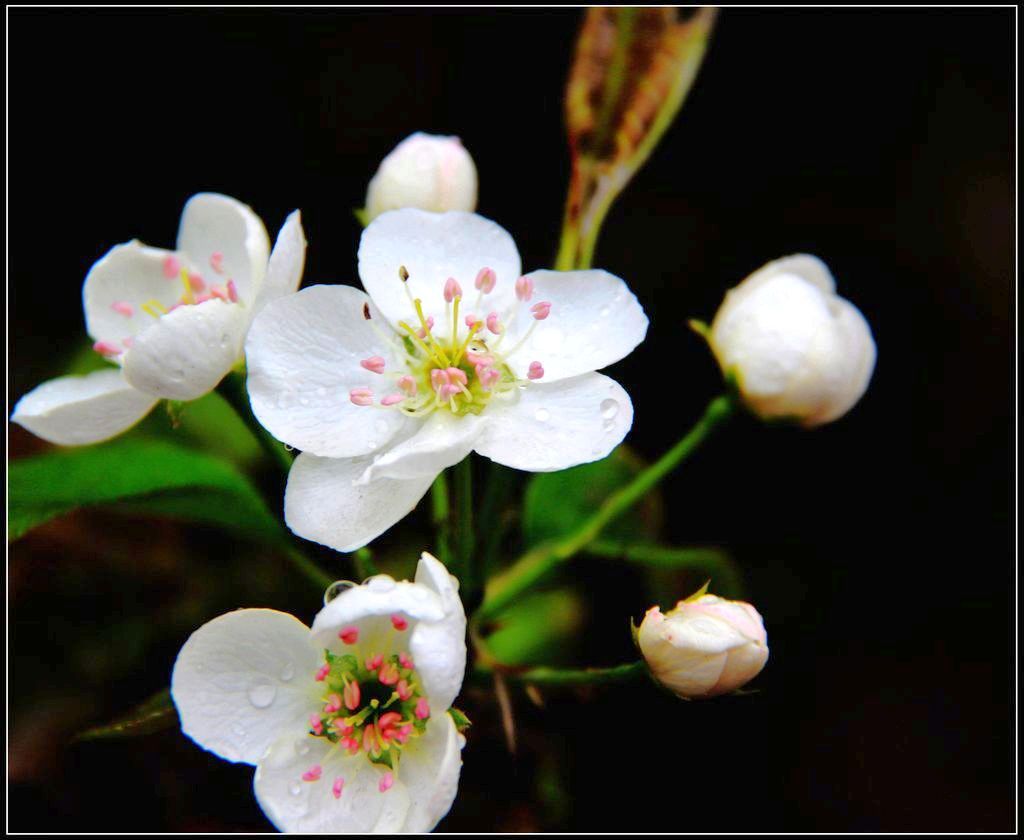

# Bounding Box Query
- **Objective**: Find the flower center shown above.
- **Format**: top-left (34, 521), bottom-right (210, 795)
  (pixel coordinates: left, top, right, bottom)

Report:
top-left (300, 614), bottom-right (431, 798)
top-left (94, 250), bottom-right (243, 360)
top-left (349, 266), bottom-right (551, 416)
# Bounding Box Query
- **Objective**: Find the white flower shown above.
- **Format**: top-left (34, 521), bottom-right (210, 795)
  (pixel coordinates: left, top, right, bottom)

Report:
top-left (708, 254), bottom-right (876, 427)
top-left (638, 591), bottom-right (768, 699)
top-left (365, 133), bottom-right (478, 222)
top-left (171, 551), bottom-right (467, 833)
top-left (245, 209), bottom-right (649, 552)
top-left (11, 193), bottom-right (306, 445)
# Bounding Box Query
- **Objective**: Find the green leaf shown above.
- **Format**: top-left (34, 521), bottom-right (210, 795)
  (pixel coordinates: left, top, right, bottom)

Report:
top-left (485, 588), bottom-right (587, 667)
top-left (8, 438), bottom-right (284, 543)
top-left (522, 445), bottom-right (663, 548)
top-left (74, 688), bottom-right (178, 742)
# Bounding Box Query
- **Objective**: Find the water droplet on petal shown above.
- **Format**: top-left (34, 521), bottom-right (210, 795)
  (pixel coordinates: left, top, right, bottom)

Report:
top-left (366, 574), bottom-right (396, 593)
top-left (232, 722), bottom-right (246, 736)
top-left (284, 444), bottom-right (295, 452)
top-left (600, 398), bottom-right (619, 420)
top-left (279, 661), bottom-right (295, 681)
top-left (534, 407), bottom-right (550, 423)
top-left (324, 580), bottom-right (358, 605)
top-left (289, 782), bottom-right (302, 797)
top-left (599, 305), bottom-right (610, 317)
top-left (248, 680), bottom-right (277, 708)
top-left (603, 419), bottom-right (615, 431)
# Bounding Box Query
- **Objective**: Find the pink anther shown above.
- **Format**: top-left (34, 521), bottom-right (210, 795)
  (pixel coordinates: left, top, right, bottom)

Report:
top-left (440, 383), bottom-right (461, 399)
top-left (227, 279), bottom-right (239, 302)
top-left (339, 626), bottom-right (360, 644)
top-left (350, 388), bottom-right (374, 407)
top-left (324, 693), bottom-right (342, 714)
top-left (111, 301), bottom-right (134, 317)
top-left (465, 314), bottom-right (480, 329)
top-left (378, 712), bottom-right (402, 739)
top-left (189, 272), bottom-right (206, 293)
top-left (485, 312), bottom-right (503, 334)
top-left (379, 772), bottom-right (394, 793)
top-left (445, 367), bottom-right (468, 386)
top-left (475, 267), bottom-right (496, 294)
top-left (391, 614), bottom-right (409, 631)
top-left (431, 368), bottom-right (449, 390)
top-left (416, 316), bottom-right (435, 339)
top-left (527, 361), bottom-right (545, 380)
top-left (309, 714), bottom-right (324, 735)
top-left (315, 663), bottom-right (330, 682)
top-left (477, 366), bottom-right (500, 390)
top-left (531, 301), bottom-right (552, 320)
top-left (466, 351), bottom-right (493, 367)
top-left (162, 255), bottom-right (181, 279)
top-left (332, 777), bottom-right (345, 799)
top-left (398, 652), bottom-right (414, 670)
top-left (360, 356), bottom-right (386, 374)
top-left (366, 654), bottom-right (384, 671)
top-left (380, 394), bottom-right (405, 407)
top-left (210, 285), bottom-right (229, 301)
top-left (398, 375), bottom-right (418, 395)
top-left (331, 719), bottom-right (354, 737)
top-left (93, 340), bottom-right (121, 357)
top-left (193, 293), bottom-right (212, 304)
top-left (343, 679), bottom-right (361, 711)
top-left (415, 698), bottom-right (431, 720)
top-left (302, 765), bottom-right (322, 782)
top-left (397, 679), bottom-right (413, 701)
top-left (363, 724), bottom-right (380, 756)
top-left (444, 277), bottom-right (462, 303)
top-left (379, 662), bottom-right (400, 686)
top-left (340, 736), bottom-right (360, 754)
top-left (515, 275), bottom-right (534, 301)
top-left (209, 251), bottom-right (225, 275)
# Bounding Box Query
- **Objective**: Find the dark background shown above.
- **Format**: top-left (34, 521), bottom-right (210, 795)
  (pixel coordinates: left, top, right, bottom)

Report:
top-left (8, 7), bottom-right (1015, 833)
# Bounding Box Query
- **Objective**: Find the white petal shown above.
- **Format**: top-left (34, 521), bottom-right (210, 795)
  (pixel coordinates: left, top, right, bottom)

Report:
top-left (357, 209), bottom-right (521, 331)
top-left (712, 643), bottom-right (769, 696)
top-left (82, 241), bottom-right (192, 347)
top-left (474, 373), bottom-right (634, 472)
top-left (253, 210), bottom-right (306, 316)
top-left (284, 452), bottom-right (436, 553)
top-left (11, 369), bottom-right (158, 445)
top-left (310, 576), bottom-right (446, 652)
top-left (121, 299), bottom-right (247, 400)
top-left (255, 732), bottom-right (411, 833)
top-left (177, 193), bottom-right (270, 305)
top-left (502, 269), bottom-right (648, 382)
top-left (170, 608), bottom-right (320, 766)
top-left (360, 412), bottom-right (485, 483)
top-left (395, 711), bottom-right (463, 832)
top-left (409, 553), bottom-right (467, 713)
top-left (245, 284), bottom-right (411, 458)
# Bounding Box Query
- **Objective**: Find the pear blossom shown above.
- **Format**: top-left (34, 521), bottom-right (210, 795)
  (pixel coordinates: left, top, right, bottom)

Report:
top-left (11, 193), bottom-right (306, 446)
top-left (365, 133), bottom-right (478, 221)
top-left (172, 551), bottom-right (467, 833)
top-left (708, 254), bottom-right (876, 427)
top-left (245, 208), bottom-right (648, 552)
top-left (638, 589), bottom-right (768, 699)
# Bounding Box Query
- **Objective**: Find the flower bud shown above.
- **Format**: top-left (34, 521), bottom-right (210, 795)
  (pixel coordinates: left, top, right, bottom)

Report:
top-left (364, 132), bottom-right (478, 221)
top-left (708, 254), bottom-right (876, 427)
top-left (638, 590), bottom-right (768, 698)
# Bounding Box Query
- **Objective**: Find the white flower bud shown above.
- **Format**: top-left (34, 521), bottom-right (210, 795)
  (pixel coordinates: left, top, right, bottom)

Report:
top-left (638, 591), bottom-right (768, 698)
top-left (708, 254), bottom-right (876, 427)
top-left (364, 132), bottom-right (478, 221)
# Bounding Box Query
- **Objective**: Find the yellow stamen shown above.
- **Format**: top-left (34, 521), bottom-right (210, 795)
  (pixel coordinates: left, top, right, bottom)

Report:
top-left (398, 321), bottom-right (446, 367)
top-left (140, 299), bottom-right (168, 319)
top-left (414, 299), bottom-right (450, 366)
top-left (179, 268), bottom-right (194, 305)
top-left (452, 321), bottom-right (484, 365)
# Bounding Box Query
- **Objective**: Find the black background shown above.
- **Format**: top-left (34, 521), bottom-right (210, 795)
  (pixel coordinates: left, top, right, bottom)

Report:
top-left (8, 7), bottom-right (1015, 833)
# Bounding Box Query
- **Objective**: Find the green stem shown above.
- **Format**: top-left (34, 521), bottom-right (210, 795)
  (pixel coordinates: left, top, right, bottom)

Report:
top-left (586, 541), bottom-right (743, 598)
top-left (353, 547), bottom-right (379, 581)
top-left (431, 472), bottom-right (453, 567)
top-left (475, 660), bottom-right (646, 687)
top-left (216, 372), bottom-right (293, 474)
top-left (476, 394), bottom-right (734, 622)
top-left (454, 458), bottom-right (476, 597)
top-left (283, 545), bottom-right (334, 591)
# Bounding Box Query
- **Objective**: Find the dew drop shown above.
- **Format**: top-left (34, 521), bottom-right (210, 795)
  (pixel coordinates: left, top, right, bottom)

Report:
top-left (231, 722), bottom-right (246, 736)
top-left (324, 580), bottom-right (358, 605)
top-left (603, 419), bottom-right (615, 431)
top-left (289, 782), bottom-right (302, 797)
top-left (366, 574), bottom-right (396, 593)
top-left (599, 305), bottom-right (611, 317)
top-left (600, 398), bottom-right (619, 420)
top-left (248, 680), bottom-right (277, 708)
top-left (534, 407), bottom-right (551, 423)
top-left (279, 661), bottom-right (295, 681)
top-left (284, 444), bottom-right (295, 452)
